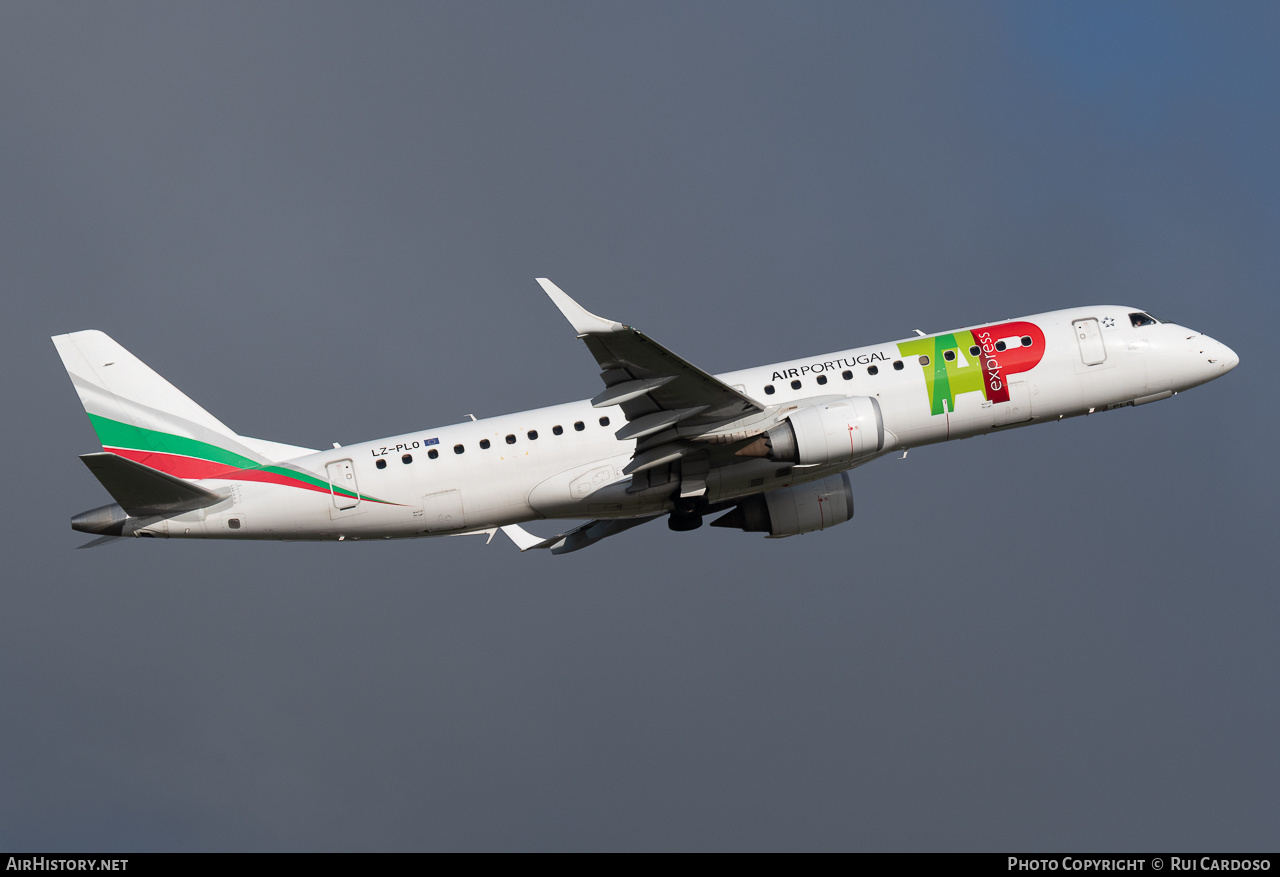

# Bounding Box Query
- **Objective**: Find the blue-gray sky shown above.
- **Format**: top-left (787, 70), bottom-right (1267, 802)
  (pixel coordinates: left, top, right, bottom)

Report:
top-left (1, 1), bottom-right (1276, 851)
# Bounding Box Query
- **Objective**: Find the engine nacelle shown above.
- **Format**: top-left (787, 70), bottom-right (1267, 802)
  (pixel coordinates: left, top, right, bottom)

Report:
top-left (711, 472), bottom-right (855, 537)
top-left (763, 396), bottom-right (884, 466)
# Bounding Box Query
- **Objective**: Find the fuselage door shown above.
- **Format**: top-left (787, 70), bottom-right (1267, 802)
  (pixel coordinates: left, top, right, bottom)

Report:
top-left (326, 459), bottom-right (360, 510)
top-left (994, 380), bottom-right (1033, 426)
top-left (1073, 318), bottom-right (1107, 366)
top-left (422, 489), bottom-right (465, 532)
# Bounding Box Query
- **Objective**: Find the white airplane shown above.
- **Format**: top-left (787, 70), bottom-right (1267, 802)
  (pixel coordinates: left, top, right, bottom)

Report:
top-left (55, 279), bottom-right (1238, 553)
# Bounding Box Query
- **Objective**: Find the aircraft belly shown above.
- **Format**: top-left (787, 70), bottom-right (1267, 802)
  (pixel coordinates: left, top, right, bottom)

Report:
top-left (1078, 361), bottom-right (1144, 410)
top-left (528, 454), bottom-right (663, 518)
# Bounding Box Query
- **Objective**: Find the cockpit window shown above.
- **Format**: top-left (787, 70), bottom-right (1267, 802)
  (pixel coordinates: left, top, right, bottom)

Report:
top-left (1129, 312), bottom-right (1159, 327)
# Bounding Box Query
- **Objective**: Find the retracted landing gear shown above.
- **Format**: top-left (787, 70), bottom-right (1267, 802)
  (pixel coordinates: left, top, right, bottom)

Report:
top-left (668, 512), bottom-right (702, 531)
top-left (667, 495), bottom-right (706, 532)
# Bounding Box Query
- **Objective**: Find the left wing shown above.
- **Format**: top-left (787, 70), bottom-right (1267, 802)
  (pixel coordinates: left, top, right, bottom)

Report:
top-left (502, 516), bottom-right (662, 555)
top-left (537, 279), bottom-right (767, 482)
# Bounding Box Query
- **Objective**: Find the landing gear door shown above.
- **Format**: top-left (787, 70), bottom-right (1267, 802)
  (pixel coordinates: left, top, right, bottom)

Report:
top-left (326, 459), bottom-right (360, 510)
top-left (1073, 318), bottom-right (1107, 365)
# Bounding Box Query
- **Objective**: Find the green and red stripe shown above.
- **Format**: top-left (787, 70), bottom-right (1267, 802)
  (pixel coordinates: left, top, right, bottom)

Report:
top-left (87, 413), bottom-right (396, 505)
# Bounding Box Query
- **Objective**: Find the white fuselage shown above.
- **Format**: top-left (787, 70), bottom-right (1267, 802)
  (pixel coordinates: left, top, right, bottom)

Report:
top-left (142, 306), bottom-right (1237, 541)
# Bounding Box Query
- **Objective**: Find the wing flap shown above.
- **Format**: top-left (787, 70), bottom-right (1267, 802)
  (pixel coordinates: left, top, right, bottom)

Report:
top-left (590, 376), bottom-right (677, 408)
top-left (613, 407), bottom-right (709, 441)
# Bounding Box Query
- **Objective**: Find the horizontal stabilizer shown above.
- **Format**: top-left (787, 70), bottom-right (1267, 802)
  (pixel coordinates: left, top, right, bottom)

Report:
top-left (80, 452), bottom-right (229, 517)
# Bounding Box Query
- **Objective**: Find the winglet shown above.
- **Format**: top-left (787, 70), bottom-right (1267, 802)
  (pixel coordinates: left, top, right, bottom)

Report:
top-left (536, 278), bottom-right (626, 335)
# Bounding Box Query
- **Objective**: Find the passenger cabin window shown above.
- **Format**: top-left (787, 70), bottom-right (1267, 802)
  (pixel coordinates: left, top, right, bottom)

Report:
top-left (574, 421), bottom-right (585, 431)
top-left (867, 365), bottom-right (878, 375)
top-left (599, 416), bottom-right (610, 427)
top-left (479, 439), bottom-right (490, 449)
top-left (506, 434), bottom-right (516, 444)
top-left (764, 385), bottom-right (775, 395)
top-left (790, 380), bottom-right (801, 390)
top-left (428, 449), bottom-right (439, 459)
top-left (842, 370), bottom-right (852, 380)
top-left (944, 350), bottom-right (956, 362)
top-left (969, 345), bottom-right (980, 357)
top-left (918, 355), bottom-right (930, 366)
top-left (376, 458), bottom-right (387, 469)
top-left (995, 341), bottom-right (1006, 352)
top-left (553, 425), bottom-right (563, 435)
top-left (1021, 336), bottom-right (1032, 347)
top-left (1130, 312), bottom-right (1159, 327)
top-left (454, 444), bottom-right (464, 454)
top-left (528, 430), bottom-right (539, 440)
top-left (816, 374), bottom-right (827, 385)
top-left (892, 361), bottom-right (904, 371)
top-left (402, 454), bottom-right (412, 464)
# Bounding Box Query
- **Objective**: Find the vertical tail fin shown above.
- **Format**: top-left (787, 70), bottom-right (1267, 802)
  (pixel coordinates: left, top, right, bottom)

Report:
top-left (53, 330), bottom-right (314, 476)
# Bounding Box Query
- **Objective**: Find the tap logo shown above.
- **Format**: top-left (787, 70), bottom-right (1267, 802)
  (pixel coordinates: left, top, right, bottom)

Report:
top-left (897, 321), bottom-right (1045, 416)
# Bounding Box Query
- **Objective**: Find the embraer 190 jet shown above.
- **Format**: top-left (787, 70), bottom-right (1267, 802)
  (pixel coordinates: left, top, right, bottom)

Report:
top-left (56, 280), bottom-right (1238, 553)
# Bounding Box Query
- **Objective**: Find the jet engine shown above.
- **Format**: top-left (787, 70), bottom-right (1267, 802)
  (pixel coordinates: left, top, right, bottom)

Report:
top-left (711, 472), bottom-right (855, 537)
top-left (739, 397), bottom-right (884, 466)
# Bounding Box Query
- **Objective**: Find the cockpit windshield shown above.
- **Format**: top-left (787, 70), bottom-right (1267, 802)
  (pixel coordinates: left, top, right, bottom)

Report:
top-left (1129, 312), bottom-right (1159, 327)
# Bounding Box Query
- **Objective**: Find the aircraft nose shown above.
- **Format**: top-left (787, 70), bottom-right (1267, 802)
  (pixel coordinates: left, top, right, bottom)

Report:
top-left (1166, 332), bottom-right (1238, 390)
top-left (1220, 343), bottom-right (1239, 372)
top-left (1206, 337), bottom-right (1239, 373)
